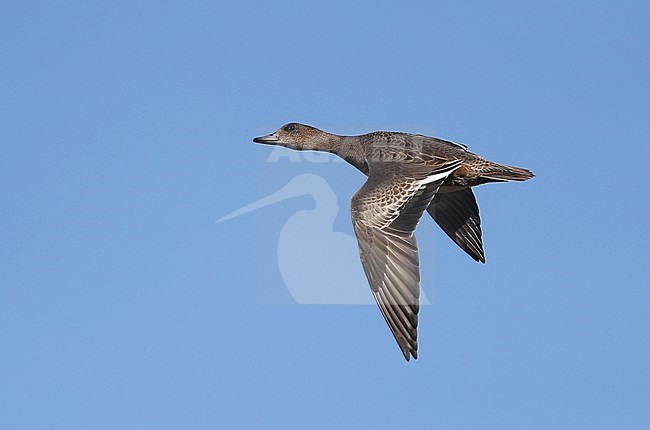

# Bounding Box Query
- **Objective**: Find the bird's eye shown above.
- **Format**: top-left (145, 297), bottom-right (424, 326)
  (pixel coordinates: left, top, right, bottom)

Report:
top-left (283, 123), bottom-right (297, 132)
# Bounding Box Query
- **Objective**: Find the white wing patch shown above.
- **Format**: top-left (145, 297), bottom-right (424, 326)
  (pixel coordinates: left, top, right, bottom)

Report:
top-left (352, 161), bottom-right (460, 231)
top-left (420, 168), bottom-right (457, 185)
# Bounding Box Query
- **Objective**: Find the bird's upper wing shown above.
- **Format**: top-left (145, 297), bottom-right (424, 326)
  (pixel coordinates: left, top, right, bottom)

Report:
top-left (351, 158), bottom-right (461, 361)
top-left (346, 133), bottom-right (485, 263)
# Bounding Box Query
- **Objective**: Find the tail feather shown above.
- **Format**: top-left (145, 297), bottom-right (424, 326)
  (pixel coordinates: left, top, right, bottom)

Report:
top-left (480, 163), bottom-right (534, 182)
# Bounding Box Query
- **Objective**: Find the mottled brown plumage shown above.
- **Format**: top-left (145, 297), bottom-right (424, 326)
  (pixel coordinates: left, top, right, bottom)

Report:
top-left (254, 122), bottom-right (533, 361)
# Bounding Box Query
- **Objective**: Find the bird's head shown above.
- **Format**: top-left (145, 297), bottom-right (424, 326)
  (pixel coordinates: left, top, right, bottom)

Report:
top-left (253, 123), bottom-right (332, 151)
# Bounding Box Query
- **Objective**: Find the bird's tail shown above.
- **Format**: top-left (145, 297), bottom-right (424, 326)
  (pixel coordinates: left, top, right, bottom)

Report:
top-left (480, 162), bottom-right (534, 182)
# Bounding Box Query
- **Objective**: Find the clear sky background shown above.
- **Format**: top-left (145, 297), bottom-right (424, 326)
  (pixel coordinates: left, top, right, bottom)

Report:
top-left (1, 1), bottom-right (649, 429)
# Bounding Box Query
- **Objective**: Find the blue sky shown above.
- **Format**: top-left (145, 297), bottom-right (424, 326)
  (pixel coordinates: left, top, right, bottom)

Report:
top-left (1, 1), bottom-right (649, 428)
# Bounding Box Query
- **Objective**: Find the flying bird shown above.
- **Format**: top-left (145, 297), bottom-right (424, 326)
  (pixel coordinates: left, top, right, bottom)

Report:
top-left (253, 123), bottom-right (533, 361)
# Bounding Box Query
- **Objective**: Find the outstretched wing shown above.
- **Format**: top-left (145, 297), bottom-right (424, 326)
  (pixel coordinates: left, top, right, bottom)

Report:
top-left (429, 189), bottom-right (485, 263)
top-left (351, 159), bottom-right (461, 361)
top-left (348, 133), bottom-right (485, 263)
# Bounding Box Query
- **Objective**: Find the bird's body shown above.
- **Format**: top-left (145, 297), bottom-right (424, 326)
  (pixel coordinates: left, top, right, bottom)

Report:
top-left (254, 123), bottom-right (533, 361)
top-left (355, 130), bottom-right (533, 190)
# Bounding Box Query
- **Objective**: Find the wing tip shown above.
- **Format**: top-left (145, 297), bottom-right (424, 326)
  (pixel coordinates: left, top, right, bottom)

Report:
top-left (395, 333), bottom-right (419, 362)
top-left (472, 251), bottom-right (486, 264)
top-left (401, 348), bottom-right (418, 362)
top-left (450, 232), bottom-right (486, 263)
top-left (398, 337), bottom-right (418, 362)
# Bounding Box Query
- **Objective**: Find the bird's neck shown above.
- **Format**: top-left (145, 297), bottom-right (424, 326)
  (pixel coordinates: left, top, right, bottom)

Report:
top-left (327, 135), bottom-right (368, 174)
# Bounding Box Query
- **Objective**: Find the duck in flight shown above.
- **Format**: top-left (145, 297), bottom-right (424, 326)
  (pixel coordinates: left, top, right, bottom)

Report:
top-left (253, 123), bottom-right (533, 361)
